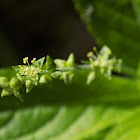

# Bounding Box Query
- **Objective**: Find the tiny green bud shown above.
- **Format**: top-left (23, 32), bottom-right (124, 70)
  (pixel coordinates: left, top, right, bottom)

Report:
top-left (25, 80), bottom-right (34, 93)
top-left (67, 53), bottom-right (75, 67)
top-left (51, 71), bottom-right (62, 79)
top-left (39, 75), bottom-right (52, 86)
top-left (18, 76), bottom-right (26, 84)
top-left (87, 71), bottom-right (96, 85)
top-left (1, 87), bottom-right (13, 97)
top-left (45, 55), bottom-right (56, 72)
top-left (14, 88), bottom-right (24, 102)
top-left (62, 72), bottom-right (74, 85)
top-left (10, 77), bottom-right (21, 89)
top-left (0, 77), bottom-right (9, 88)
top-left (54, 59), bottom-right (67, 68)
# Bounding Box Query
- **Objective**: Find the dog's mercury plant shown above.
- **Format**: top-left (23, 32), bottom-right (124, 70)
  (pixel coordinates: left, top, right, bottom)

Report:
top-left (0, 46), bottom-right (122, 101)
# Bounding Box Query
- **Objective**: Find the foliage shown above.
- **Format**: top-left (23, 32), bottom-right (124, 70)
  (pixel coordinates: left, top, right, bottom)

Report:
top-left (0, 0), bottom-right (140, 140)
top-left (74, 0), bottom-right (140, 68)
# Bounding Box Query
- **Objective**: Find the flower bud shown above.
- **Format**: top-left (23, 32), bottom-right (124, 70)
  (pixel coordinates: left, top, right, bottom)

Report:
top-left (54, 59), bottom-right (67, 68)
top-left (18, 76), bottom-right (26, 84)
top-left (14, 88), bottom-right (24, 102)
top-left (25, 80), bottom-right (34, 93)
top-left (10, 77), bottom-right (21, 89)
top-left (87, 71), bottom-right (96, 85)
top-left (51, 71), bottom-right (62, 79)
top-left (67, 53), bottom-right (75, 67)
top-left (61, 72), bottom-right (74, 85)
top-left (45, 55), bottom-right (56, 72)
top-left (0, 77), bottom-right (9, 88)
top-left (1, 87), bottom-right (13, 97)
top-left (39, 75), bottom-right (52, 86)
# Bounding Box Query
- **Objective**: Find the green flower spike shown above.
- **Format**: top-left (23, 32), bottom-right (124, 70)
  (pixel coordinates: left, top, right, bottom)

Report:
top-left (0, 46), bottom-right (122, 101)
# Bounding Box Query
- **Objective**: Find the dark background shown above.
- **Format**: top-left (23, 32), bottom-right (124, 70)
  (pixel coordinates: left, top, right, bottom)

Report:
top-left (0, 0), bottom-right (96, 68)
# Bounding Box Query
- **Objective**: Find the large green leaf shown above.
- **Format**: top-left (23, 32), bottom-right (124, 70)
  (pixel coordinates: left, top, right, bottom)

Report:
top-left (73, 0), bottom-right (140, 68)
top-left (0, 68), bottom-right (140, 140)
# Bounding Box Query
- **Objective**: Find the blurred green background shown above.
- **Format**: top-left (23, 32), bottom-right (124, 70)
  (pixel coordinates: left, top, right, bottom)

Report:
top-left (0, 0), bottom-right (95, 68)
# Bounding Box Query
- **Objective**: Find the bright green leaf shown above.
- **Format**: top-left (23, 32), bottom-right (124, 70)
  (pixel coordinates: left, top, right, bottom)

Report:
top-left (73, 0), bottom-right (140, 68)
top-left (0, 67), bottom-right (140, 139)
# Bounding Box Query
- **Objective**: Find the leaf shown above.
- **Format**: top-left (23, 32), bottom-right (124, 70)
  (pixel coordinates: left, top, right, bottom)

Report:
top-left (0, 68), bottom-right (140, 139)
top-left (73, 0), bottom-right (140, 68)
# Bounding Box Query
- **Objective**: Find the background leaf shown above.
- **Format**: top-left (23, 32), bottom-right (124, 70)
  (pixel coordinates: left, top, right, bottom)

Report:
top-left (0, 68), bottom-right (140, 140)
top-left (73, 0), bottom-right (140, 68)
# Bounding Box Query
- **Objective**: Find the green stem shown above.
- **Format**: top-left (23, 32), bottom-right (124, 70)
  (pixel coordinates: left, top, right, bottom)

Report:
top-left (121, 65), bottom-right (137, 78)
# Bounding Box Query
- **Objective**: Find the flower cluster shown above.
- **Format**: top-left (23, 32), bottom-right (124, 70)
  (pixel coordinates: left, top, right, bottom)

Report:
top-left (86, 46), bottom-right (122, 84)
top-left (0, 54), bottom-right (75, 101)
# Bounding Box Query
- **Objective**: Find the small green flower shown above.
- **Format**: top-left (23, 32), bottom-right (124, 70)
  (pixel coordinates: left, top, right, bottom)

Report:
top-left (39, 75), bottom-right (52, 86)
top-left (54, 53), bottom-right (75, 69)
top-left (54, 54), bottom-right (75, 84)
top-left (86, 46), bottom-right (122, 83)
top-left (13, 57), bottom-right (46, 92)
